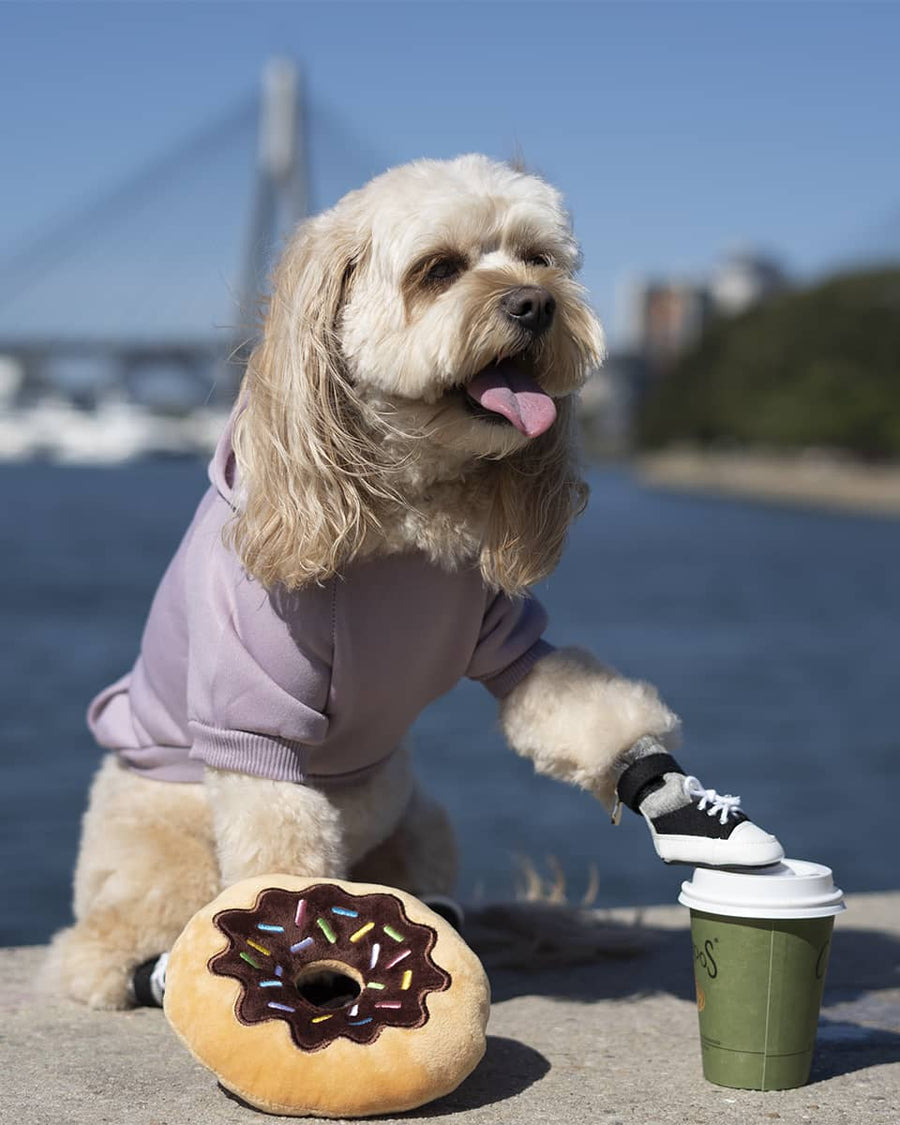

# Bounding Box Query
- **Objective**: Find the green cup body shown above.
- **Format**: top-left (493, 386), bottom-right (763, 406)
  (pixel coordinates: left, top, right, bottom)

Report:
top-left (690, 909), bottom-right (834, 1090)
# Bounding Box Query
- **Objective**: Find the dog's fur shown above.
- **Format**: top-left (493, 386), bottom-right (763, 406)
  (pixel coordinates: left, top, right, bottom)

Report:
top-left (45, 155), bottom-right (678, 1008)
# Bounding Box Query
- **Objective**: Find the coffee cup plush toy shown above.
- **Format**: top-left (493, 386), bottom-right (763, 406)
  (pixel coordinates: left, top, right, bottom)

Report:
top-left (164, 875), bottom-right (490, 1118)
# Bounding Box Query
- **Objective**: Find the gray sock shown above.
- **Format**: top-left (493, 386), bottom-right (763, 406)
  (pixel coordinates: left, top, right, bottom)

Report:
top-left (614, 736), bottom-right (692, 818)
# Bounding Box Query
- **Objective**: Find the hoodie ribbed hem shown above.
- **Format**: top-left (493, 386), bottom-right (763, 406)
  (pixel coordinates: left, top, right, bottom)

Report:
top-left (478, 639), bottom-right (556, 699)
top-left (188, 721), bottom-right (390, 787)
top-left (189, 723), bottom-right (309, 783)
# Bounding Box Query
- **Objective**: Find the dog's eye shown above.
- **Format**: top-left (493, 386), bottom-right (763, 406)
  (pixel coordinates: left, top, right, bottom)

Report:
top-left (523, 252), bottom-right (553, 268)
top-left (426, 258), bottom-right (463, 284)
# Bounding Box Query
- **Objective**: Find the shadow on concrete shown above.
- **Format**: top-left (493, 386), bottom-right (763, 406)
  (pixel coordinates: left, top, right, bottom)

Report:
top-left (484, 942), bottom-right (694, 1005)
top-left (217, 1036), bottom-right (550, 1119)
top-left (466, 901), bottom-right (693, 1004)
top-left (810, 1019), bottom-right (900, 1083)
top-left (411, 1035), bottom-right (550, 1117)
top-left (825, 927), bottom-right (900, 996)
top-left (811, 926), bottom-right (900, 1080)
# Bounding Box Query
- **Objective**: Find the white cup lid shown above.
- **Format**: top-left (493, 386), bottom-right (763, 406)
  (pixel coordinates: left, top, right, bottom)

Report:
top-left (678, 858), bottom-right (845, 920)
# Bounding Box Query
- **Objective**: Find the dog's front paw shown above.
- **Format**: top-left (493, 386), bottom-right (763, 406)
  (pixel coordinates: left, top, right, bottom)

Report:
top-left (615, 740), bottom-right (784, 868)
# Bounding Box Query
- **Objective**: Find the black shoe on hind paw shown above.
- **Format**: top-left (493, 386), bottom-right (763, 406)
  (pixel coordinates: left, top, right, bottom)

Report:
top-left (422, 895), bottom-right (464, 931)
top-left (130, 953), bottom-right (168, 1007)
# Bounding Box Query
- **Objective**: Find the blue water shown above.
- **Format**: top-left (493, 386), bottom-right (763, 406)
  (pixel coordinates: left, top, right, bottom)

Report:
top-left (2, 460), bottom-right (898, 946)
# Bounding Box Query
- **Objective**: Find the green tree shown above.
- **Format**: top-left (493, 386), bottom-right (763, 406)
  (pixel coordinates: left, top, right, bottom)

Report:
top-left (637, 268), bottom-right (900, 458)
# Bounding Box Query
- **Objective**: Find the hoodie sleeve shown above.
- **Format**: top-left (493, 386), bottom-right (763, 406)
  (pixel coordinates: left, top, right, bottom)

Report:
top-left (466, 590), bottom-right (555, 699)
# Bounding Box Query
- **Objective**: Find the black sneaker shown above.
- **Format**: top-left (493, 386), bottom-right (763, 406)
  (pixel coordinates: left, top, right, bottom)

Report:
top-left (130, 952), bottom-right (169, 1007)
top-left (615, 751), bottom-right (784, 867)
top-left (422, 895), bottom-right (465, 931)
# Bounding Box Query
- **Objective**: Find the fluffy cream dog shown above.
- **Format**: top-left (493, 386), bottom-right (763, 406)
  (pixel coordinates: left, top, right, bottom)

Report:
top-left (47, 155), bottom-right (773, 1011)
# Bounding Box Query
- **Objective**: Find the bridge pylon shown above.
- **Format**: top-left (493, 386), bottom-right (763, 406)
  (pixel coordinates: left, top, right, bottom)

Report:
top-left (232, 58), bottom-right (308, 385)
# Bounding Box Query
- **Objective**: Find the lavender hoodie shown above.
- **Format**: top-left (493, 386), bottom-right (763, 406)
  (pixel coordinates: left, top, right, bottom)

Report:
top-left (88, 420), bottom-right (552, 786)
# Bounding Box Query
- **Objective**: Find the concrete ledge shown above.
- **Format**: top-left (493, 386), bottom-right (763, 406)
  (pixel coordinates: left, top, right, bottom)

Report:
top-left (2, 894), bottom-right (898, 1123)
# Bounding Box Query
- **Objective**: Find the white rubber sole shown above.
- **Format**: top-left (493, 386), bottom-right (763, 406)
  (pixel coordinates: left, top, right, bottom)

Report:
top-left (648, 820), bottom-right (785, 868)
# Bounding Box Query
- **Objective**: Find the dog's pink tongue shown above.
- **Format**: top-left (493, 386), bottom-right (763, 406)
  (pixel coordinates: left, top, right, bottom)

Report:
top-left (466, 362), bottom-right (557, 438)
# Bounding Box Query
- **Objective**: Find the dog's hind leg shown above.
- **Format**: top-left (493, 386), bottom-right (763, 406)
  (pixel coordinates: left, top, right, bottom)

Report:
top-left (43, 755), bottom-right (218, 1009)
top-left (348, 784), bottom-right (459, 899)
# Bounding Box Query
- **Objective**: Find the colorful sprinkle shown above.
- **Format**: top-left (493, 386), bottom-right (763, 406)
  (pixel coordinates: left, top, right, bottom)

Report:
top-left (349, 922), bottom-right (374, 943)
top-left (257, 923), bottom-right (284, 933)
top-left (290, 937), bottom-right (314, 954)
top-left (295, 898), bottom-right (306, 927)
top-left (385, 948), bottom-right (411, 970)
top-left (383, 925), bottom-right (404, 943)
top-left (375, 1001), bottom-right (402, 1009)
top-left (401, 970), bottom-right (412, 991)
top-left (267, 1002), bottom-right (295, 1013)
top-left (317, 917), bottom-right (337, 943)
top-left (311, 1014), bottom-right (333, 1024)
top-left (274, 964), bottom-right (284, 978)
top-left (369, 942), bottom-right (380, 969)
top-left (366, 982), bottom-right (385, 991)
top-left (348, 1004), bottom-right (359, 1017)
top-left (348, 1018), bottom-right (373, 1026)
top-left (240, 951), bottom-right (262, 970)
top-left (260, 980), bottom-right (283, 987)
top-left (247, 939), bottom-right (271, 957)
top-left (331, 906), bottom-right (359, 917)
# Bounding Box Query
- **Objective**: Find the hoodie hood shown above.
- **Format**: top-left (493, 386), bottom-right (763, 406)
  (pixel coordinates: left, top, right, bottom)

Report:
top-left (208, 407), bottom-right (240, 506)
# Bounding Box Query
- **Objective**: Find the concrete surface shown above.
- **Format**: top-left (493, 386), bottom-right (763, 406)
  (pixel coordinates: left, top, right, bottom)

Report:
top-left (1, 893), bottom-right (898, 1124)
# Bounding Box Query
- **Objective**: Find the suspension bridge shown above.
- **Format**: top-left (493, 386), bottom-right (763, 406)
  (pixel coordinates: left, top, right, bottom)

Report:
top-left (0, 60), bottom-right (389, 459)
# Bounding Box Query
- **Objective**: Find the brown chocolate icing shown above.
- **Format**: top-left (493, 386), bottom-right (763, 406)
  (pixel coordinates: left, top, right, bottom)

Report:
top-left (208, 884), bottom-right (451, 1051)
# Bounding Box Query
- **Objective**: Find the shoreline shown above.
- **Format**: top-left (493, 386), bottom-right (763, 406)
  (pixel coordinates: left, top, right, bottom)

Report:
top-left (635, 448), bottom-right (900, 518)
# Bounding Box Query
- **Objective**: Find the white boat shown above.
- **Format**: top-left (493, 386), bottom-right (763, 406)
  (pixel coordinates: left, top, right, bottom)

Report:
top-left (0, 397), bottom-right (230, 464)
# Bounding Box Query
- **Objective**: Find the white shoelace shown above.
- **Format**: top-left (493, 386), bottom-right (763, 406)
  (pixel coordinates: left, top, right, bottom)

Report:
top-left (683, 776), bottom-right (743, 825)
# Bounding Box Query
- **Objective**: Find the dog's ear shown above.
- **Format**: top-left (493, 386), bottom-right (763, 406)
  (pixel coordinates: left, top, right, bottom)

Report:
top-left (228, 207), bottom-right (380, 589)
top-left (479, 396), bottom-right (588, 593)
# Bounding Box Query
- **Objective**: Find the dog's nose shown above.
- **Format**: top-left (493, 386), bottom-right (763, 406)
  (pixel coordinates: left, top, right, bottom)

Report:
top-left (501, 286), bottom-right (556, 335)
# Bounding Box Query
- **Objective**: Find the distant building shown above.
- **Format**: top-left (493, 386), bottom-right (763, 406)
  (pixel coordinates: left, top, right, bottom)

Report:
top-left (626, 280), bottom-right (711, 370)
top-left (589, 249), bottom-right (789, 450)
top-left (709, 251), bottom-right (788, 316)
top-left (620, 249), bottom-right (788, 374)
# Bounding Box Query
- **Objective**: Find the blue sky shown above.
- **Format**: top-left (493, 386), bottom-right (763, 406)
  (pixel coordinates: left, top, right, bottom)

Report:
top-left (1, 1), bottom-right (898, 344)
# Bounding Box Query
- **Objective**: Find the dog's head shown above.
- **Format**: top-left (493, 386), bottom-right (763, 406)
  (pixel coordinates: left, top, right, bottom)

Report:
top-left (231, 155), bottom-right (605, 593)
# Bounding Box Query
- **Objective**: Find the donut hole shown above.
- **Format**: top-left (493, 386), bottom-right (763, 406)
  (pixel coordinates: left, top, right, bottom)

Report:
top-left (294, 960), bottom-right (363, 1011)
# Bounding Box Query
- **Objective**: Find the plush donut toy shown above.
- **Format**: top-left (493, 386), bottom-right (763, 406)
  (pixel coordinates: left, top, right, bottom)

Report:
top-left (164, 875), bottom-right (490, 1117)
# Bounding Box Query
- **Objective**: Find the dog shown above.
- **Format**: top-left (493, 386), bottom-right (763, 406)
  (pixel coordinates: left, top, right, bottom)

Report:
top-left (46, 154), bottom-right (779, 1009)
